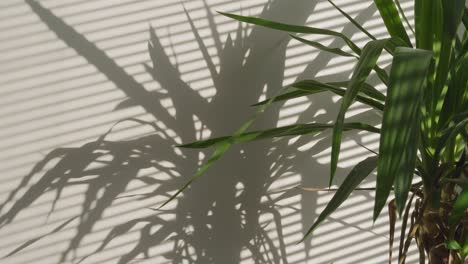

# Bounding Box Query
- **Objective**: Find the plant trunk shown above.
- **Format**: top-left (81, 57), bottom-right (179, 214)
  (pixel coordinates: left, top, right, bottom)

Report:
top-left (420, 207), bottom-right (450, 264)
top-left (418, 182), bottom-right (463, 264)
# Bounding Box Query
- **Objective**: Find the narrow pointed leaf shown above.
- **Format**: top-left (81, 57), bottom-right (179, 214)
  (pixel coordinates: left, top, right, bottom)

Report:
top-left (432, 0), bottom-right (465, 116)
top-left (327, 0), bottom-right (376, 40)
top-left (374, 47), bottom-right (433, 220)
top-left (373, 0), bottom-right (412, 47)
top-left (331, 39), bottom-right (389, 186)
top-left (435, 117), bottom-right (468, 158)
top-left (290, 34), bottom-right (356, 57)
top-left (252, 90), bottom-right (314, 106)
top-left (160, 83), bottom-right (283, 207)
top-left (293, 80), bottom-right (385, 110)
top-left (329, 81), bottom-right (386, 101)
top-left (302, 156), bottom-right (378, 241)
top-left (463, 7), bottom-right (468, 30)
top-left (394, 0), bottom-right (415, 35)
top-left (217, 12), bottom-right (362, 55)
top-left (414, 0), bottom-right (434, 50)
top-left (253, 80), bottom-right (385, 107)
top-left (448, 183), bottom-right (468, 225)
top-left (179, 122), bottom-right (380, 149)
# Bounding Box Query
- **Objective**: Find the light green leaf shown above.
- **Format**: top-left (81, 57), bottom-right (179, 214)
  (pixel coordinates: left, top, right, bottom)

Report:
top-left (331, 39), bottom-right (389, 186)
top-left (445, 240), bottom-right (462, 250)
top-left (448, 183), bottom-right (468, 225)
top-left (435, 118), bottom-right (468, 158)
top-left (302, 156), bottom-right (378, 241)
top-left (374, 0), bottom-right (412, 47)
top-left (374, 47), bottom-right (433, 220)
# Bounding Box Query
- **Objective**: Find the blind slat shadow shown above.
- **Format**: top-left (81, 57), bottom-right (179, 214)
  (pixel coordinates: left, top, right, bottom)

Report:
top-left (0, 0), bottom-right (409, 263)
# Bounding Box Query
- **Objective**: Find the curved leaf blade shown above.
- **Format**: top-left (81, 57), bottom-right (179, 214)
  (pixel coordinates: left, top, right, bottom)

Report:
top-left (331, 39), bottom-right (389, 186)
top-left (373, 0), bottom-right (412, 47)
top-left (301, 156), bottom-right (378, 241)
top-left (253, 80), bottom-right (385, 107)
top-left (374, 47), bottom-right (433, 220)
top-left (448, 183), bottom-right (468, 226)
top-left (290, 34), bottom-right (356, 57)
top-left (179, 122), bottom-right (380, 149)
top-left (217, 12), bottom-right (362, 55)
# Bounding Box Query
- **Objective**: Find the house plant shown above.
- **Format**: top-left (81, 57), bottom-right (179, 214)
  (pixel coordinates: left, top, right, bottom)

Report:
top-left (164, 0), bottom-right (468, 263)
top-left (0, 0), bottom-right (466, 263)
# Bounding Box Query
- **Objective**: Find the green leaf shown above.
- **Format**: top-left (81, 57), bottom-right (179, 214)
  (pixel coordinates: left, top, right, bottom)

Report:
top-left (293, 80), bottom-right (385, 111)
top-left (252, 89), bottom-right (317, 106)
top-left (179, 122), bottom-right (380, 149)
top-left (445, 240), bottom-right (462, 250)
top-left (432, 0), bottom-right (466, 120)
top-left (253, 80), bottom-right (385, 107)
top-left (394, 0), bottom-right (415, 35)
top-left (438, 56), bottom-right (468, 129)
top-left (301, 156), bottom-right (378, 241)
top-left (217, 12), bottom-right (362, 55)
top-left (289, 34), bottom-right (356, 57)
top-left (330, 81), bottom-right (386, 101)
top-left (374, 47), bottom-right (433, 220)
top-left (435, 117), bottom-right (468, 158)
top-left (159, 141), bottom-right (231, 208)
top-left (448, 183), bottom-right (468, 225)
top-left (160, 81), bottom-right (283, 208)
top-left (327, 0), bottom-right (376, 40)
top-left (414, 0), bottom-right (434, 50)
top-left (463, 7), bottom-right (468, 30)
top-left (373, 0), bottom-right (412, 47)
top-left (331, 39), bottom-right (389, 186)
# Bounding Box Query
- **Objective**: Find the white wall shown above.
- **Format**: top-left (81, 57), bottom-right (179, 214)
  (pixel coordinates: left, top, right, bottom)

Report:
top-left (0, 0), bottom-right (419, 263)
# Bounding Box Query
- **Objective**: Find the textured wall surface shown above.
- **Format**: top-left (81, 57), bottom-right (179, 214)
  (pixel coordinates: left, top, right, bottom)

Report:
top-left (0, 0), bottom-right (419, 263)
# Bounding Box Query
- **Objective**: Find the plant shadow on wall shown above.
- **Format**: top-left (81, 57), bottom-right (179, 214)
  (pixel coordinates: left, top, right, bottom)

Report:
top-left (0, 0), bottom-right (386, 263)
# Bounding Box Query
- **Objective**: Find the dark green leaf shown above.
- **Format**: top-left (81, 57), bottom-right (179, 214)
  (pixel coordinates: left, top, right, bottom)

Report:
top-left (432, 0), bottom-right (466, 120)
top-left (179, 122), bottom-right (380, 149)
top-left (374, 47), bottom-right (433, 220)
top-left (217, 12), bottom-right (362, 55)
top-left (302, 156), bottom-right (378, 241)
top-left (394, 0), bottom-right (415, 35)
top-left (293, 80), bottom-right (385, 110)
top-left (373, 0), bottom-right (412, 47)
top-left (327, 0), bottom-right (376, 40)
top-left (330, 81), bottom-right (386, 101)
top-left (253, 80), bottom-right (385, 107)
top-left (463, 7), bottom-right (468, 30)
top-left (331, 39), bottom-right (389, 186)
top-left (290, 34), bottom-right (356, 57)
